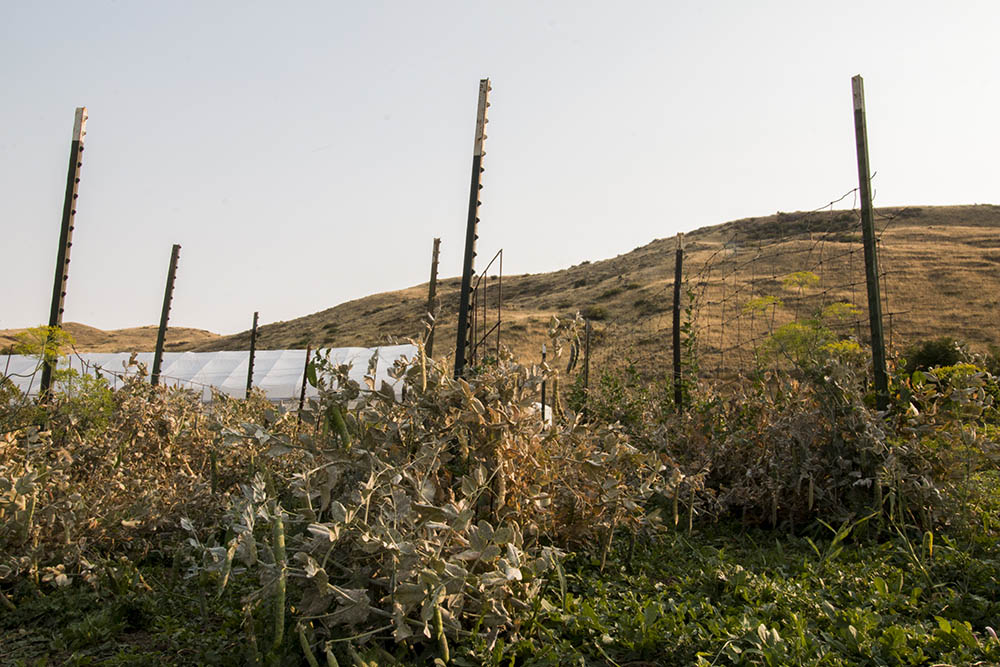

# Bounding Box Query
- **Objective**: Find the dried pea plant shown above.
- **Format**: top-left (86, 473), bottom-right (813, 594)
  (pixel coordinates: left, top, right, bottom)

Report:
top-left (185, 336), bottom-right (669, 659)
top-left (0, 368), bottom-right (300, 590)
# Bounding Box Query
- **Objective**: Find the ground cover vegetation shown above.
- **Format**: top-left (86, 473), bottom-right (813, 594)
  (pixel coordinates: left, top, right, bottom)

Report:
top-left (3, 318), bottom-right (1000, 666)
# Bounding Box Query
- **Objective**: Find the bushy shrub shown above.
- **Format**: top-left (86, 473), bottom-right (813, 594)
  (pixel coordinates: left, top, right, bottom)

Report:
top-left (904, 337), bottom-right (968, 375)
top-left (574, 362), bottom-right (657, 429)
top-left (579, 335), bottom-right (997, 532)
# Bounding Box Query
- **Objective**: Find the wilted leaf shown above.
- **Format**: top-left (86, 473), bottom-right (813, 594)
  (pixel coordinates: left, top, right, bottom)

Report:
top-left (393, 605), bottom-right (414, 641)
top-left (451, 508), bottom-right (474, 532)
top-left (379, 381), bottom-right (395, 400)
top-left (328, 501), bottom-right (348, 524)
top-left (329, 586), bottom-right (371, 626)
top-left (307, 523), bottom-right (339, 543)
top-left (265, 443), bottom-right (292, 457)
top-left (394, 583), bottom-right (426, 606)
top-left (413, 502), bottom-right (447, 522)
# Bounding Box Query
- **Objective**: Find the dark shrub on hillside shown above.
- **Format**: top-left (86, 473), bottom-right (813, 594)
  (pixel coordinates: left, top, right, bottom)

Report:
top-left (904, 337), bottom-right (967, 375)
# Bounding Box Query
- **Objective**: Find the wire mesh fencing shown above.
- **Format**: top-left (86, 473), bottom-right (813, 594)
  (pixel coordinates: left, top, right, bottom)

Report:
top-left (576, 186), bottom-right (909, 402)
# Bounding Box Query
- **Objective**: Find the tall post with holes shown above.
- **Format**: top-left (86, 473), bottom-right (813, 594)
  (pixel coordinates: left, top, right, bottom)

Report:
top-left (246, 311), bottom-right (259, 398)
top-left (298, 344), bottom-right (312, 417)
top-left (151, 244), bottom-right (181, 387)
top-left (454, 79), bottom-right (491, 379)
top-left (540, 343), bottom-right (547, 423)
top-left (582, 320), bottom-right (591, 418)
top-left (851, 75), bottom-right (888, 410)
top-left (425, 238), bottom-right (441, 358)
top-left (40, 107), bottom-right (88, 397)
top-left (672, 233), bottom-right (685, 411)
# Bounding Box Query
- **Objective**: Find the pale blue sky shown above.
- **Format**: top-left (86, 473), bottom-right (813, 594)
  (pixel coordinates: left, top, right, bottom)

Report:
top-left (2, 1), bottom-right (997, 334)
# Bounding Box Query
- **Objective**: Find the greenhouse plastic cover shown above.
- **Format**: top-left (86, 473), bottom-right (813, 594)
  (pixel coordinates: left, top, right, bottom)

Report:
top-left (2, 345), bottom-right (417, 402)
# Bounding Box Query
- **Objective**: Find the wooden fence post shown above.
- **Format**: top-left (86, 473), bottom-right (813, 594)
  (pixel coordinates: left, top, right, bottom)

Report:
top-left (851, 75), bottom-right (889, 410)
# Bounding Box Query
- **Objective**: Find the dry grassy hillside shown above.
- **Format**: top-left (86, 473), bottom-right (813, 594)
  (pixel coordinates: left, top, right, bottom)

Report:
top-left (187, 203), bottom-right (1000, 379)
top-left (5, 205), bottom-right (999, 380)
top-left (0, 323), bottom-right (219, 355)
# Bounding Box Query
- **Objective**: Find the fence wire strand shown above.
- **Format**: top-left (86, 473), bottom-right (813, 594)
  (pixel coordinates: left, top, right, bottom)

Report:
top-left (584, 184), bottom-right (905, 395)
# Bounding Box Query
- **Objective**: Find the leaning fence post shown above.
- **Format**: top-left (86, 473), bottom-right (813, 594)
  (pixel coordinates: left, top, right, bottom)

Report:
top-left (151, 244), bottom-right (181, 387)
top-left (40, 107), bottom-right (88, 397)
top-left (540, 343), bottom-right (547, 423)
top-left (582, 319), bottom-right (591, 417)
top-left (454, 78), bottom-right (491, 379)
top-left (851, 75), bottom-right (889, 410)
top-left (672, 233), bottom-right (685, 411)
top-left (246, 311), bottom-right (259, 398)
top-left (426, 238), bottom-right (441, 358)
top-left (298, 345), bottom-right (312, 417)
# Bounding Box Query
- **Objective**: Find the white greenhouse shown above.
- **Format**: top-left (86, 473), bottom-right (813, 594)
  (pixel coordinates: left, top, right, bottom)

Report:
top-left (2, 345), bottom-right (417, 403)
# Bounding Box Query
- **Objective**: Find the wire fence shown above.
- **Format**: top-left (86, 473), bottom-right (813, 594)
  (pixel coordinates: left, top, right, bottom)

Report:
top-left (3, 181), bottom-right (979, 409)
top-left (581, 184), bottom-right (911, 395)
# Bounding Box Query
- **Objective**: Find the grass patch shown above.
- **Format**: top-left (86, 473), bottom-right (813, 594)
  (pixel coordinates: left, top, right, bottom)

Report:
top-left (1, 567), bottom-right (255, 666)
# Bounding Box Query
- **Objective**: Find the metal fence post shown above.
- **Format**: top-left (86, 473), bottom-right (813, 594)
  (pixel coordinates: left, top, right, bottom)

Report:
top-left (851, 75), bottom-right (889, 410)
top-left (426, 238), bottom-right (441, 358)
top-left (246, 311), bottom-right (259, 398)
top-left (454, 79), bottom-right (491, 379)
top-left (151, 244), bottom-right (181, 387)
top-left (40, 107), bottom-right (88, 397)
top-left (540, 343), bottom-right (547, 423)
top-left (672, 233), bottom-right (685, 411)
top-left (582, 319), bottom-right (591, 418)
top-left (298, 345), bottom-right (312, 418)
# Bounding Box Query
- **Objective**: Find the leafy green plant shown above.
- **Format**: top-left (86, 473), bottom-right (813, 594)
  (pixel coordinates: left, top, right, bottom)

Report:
top-left (782, 270), bottom-right (820, 290)
top-left (11, 325), bottom-right (76, 365)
